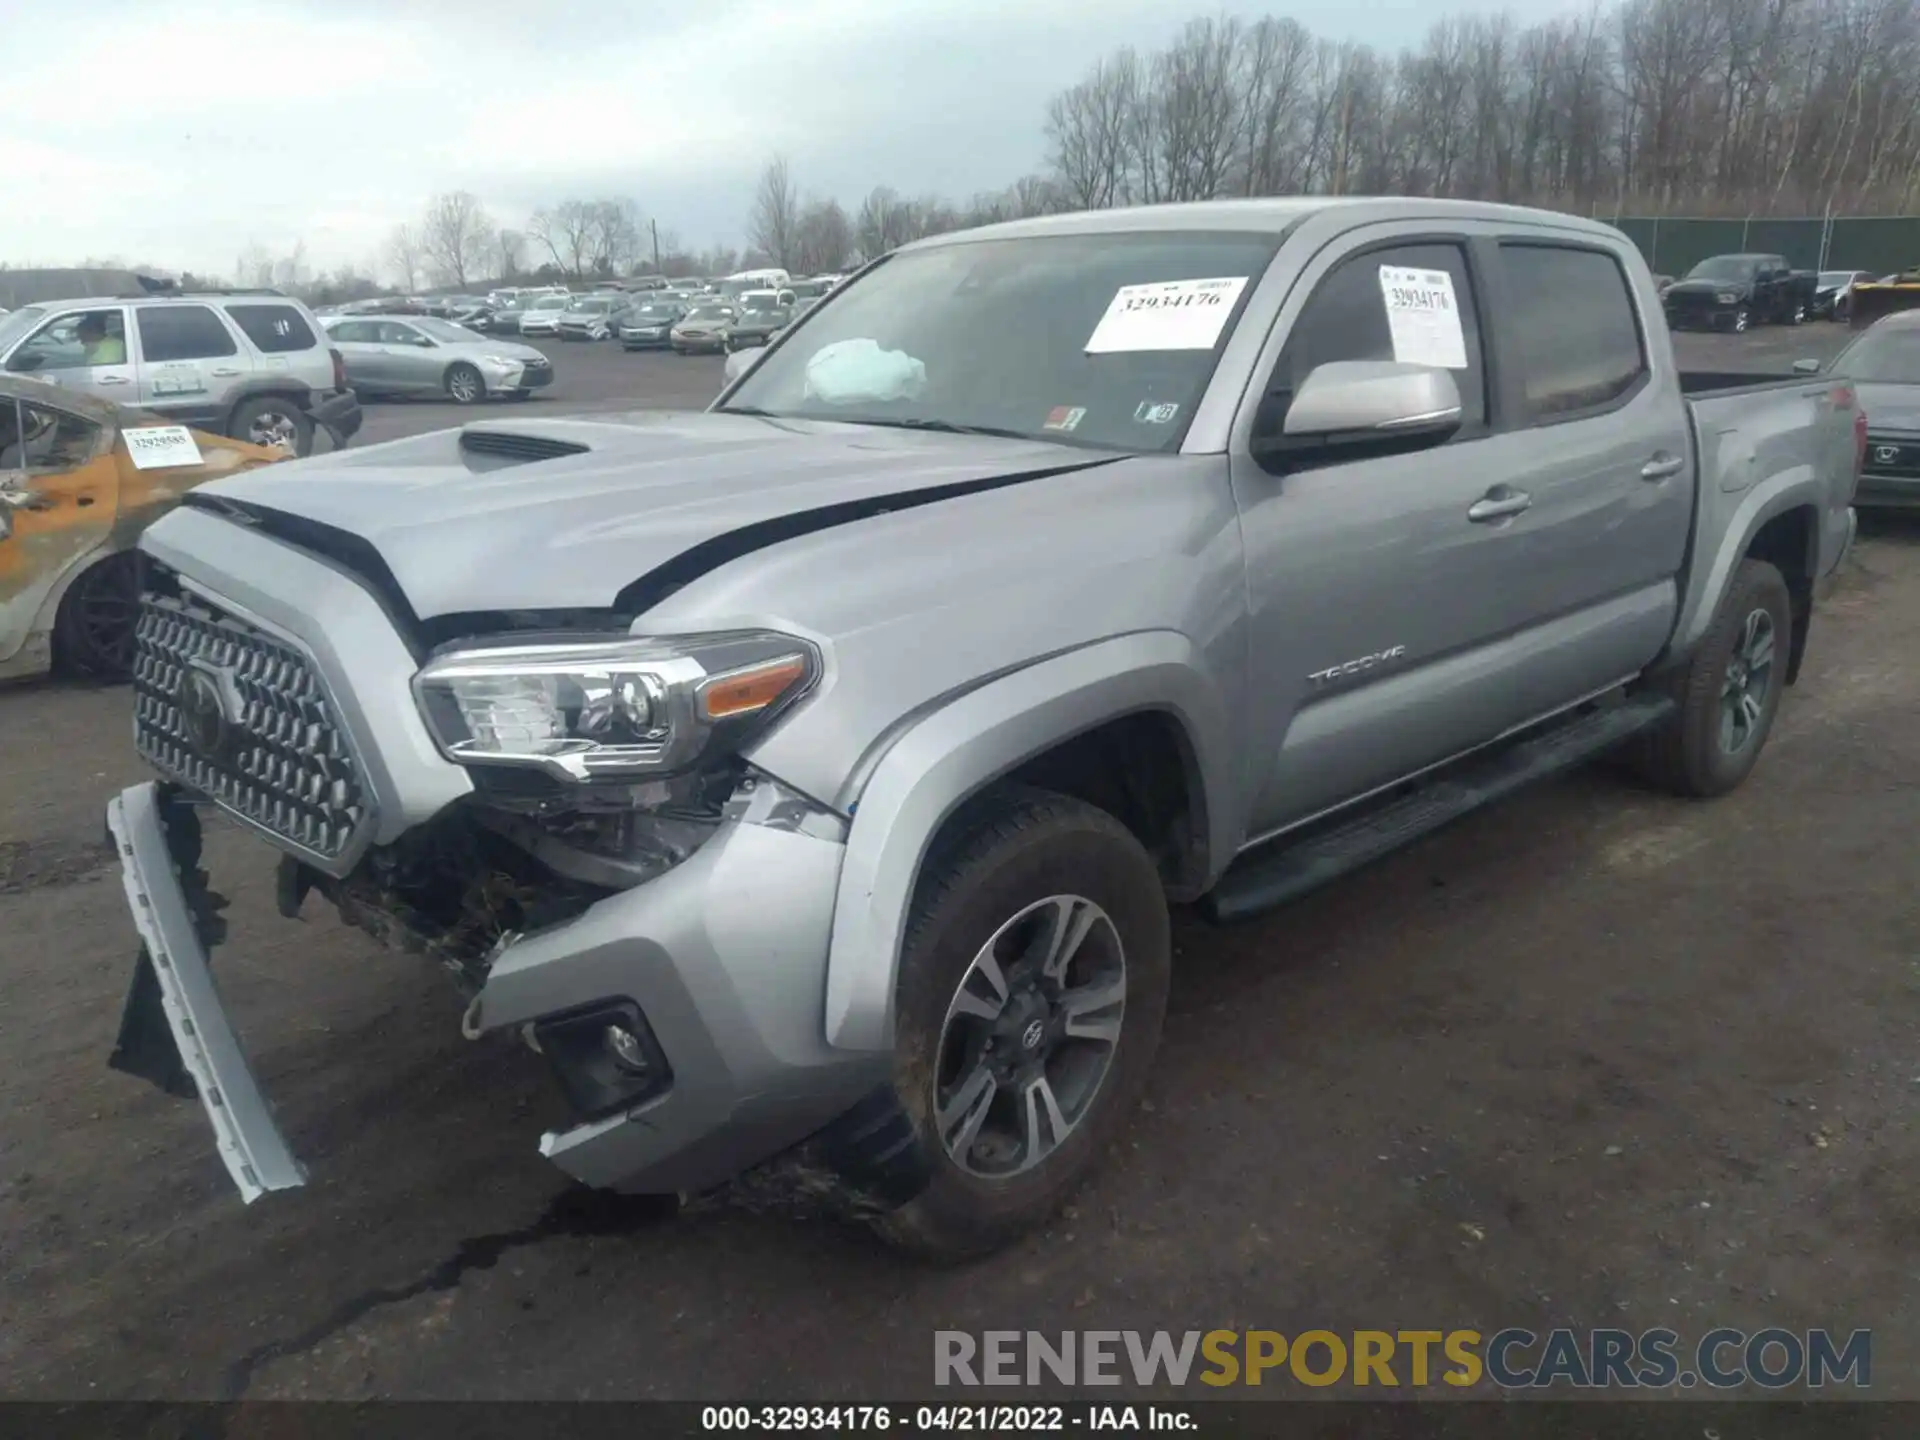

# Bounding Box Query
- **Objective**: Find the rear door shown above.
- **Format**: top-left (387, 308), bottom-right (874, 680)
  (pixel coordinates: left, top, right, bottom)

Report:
top-left (133, 303), bottom-right (249, 425)
top-left (0, 390), bottom-right (118, 664)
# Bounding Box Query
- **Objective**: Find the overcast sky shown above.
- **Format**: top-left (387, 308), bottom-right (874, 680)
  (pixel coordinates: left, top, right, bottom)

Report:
top-left (3, 0), bottom-right (1585, 280)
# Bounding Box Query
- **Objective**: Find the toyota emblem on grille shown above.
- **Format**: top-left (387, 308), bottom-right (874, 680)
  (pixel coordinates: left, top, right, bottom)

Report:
top-left (177, 662), bottom-right (238, 760)
top-left (1874, 444), bottom-right (1900, 465)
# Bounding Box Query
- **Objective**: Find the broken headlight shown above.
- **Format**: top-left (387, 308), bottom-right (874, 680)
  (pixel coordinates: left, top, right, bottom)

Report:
top-left (413, 631), bottom-right (818, 783)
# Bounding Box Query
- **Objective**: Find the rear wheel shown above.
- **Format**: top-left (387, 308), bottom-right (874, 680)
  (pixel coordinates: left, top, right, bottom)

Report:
top-left (871, 789), bottom-right (1170, 1262)
top-left (445, 363), bottom-right (484, 404)
top-left (228, 396), bottom-right (314, 457)
top-left (54, 552), bottom-right (142, 680)
top-left (1626, 559), bottom-right (1792, 798)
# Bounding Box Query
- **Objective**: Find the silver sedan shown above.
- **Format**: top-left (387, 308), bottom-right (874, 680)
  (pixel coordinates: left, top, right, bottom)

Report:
top-left (322, 316), bottom-right (553, 403)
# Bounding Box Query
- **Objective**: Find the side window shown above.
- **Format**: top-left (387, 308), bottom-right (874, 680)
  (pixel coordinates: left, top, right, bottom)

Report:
top-left (6, 309), bottom-right (127, 375)
top-left (225, 304), bottom-right (317, 354)
top-left (1497, 245), bottom-right (1647, 421)
top-left (378, 322), bottom-right (423, 345)
top-left (18, 398), bottom-right (103, 472)
top-left (137, 305), bottom-right (238, 363)
top-left (1274, 242), bottom-right (1487, 430)
top-left (328, 321), bottom-right (365, 344)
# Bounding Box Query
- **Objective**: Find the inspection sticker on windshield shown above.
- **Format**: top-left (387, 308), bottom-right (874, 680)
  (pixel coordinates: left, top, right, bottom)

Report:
top-left (1378, 265), bottom-right (1468, 369)
top-left (1044, 405), bottom-right (1087, 432)
top-left (124, 426), bottom-right (204, 470)
top-left (1085, 276), bottom-right (1249, 353)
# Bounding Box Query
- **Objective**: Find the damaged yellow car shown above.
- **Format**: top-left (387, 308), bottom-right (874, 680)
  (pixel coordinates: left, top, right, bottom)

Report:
top-left (0, 375), bottom-right (286, 680)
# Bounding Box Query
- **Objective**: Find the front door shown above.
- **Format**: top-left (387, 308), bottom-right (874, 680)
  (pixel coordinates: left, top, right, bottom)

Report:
top-left (0, 391), bottom-right (118, 664)
top-left (3, 306), bottom-right (137, 406)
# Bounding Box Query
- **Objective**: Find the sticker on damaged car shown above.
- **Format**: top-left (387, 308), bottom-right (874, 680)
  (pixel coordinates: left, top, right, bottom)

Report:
top-left (124, 426), bottom-right (205, 470)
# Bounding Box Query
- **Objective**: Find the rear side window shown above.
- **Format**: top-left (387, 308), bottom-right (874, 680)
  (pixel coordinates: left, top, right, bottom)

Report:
top-left (1497, 245), bottom-right (1647, 420)
top-left (1275, 241), bottom-right (1488, 429)
top-left (225, 304), bottom-right (317, 354)
top-left (137, 305), bottom-right (238, 362)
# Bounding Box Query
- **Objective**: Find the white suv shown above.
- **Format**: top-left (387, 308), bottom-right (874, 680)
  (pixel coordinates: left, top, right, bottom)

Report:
top-left (0, 290), bottom-right (361, 456)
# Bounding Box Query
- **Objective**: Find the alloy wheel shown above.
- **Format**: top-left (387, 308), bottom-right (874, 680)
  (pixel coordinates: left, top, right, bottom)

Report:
top-left (933, 894), bottom-right (1127, 1179)
top-left (1718, 607), bottom-right (1776, 755)
top-left (248, 410), bottom-right (300, 453)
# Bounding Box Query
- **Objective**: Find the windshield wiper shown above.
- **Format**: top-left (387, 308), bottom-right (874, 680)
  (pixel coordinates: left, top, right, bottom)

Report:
top-left (841, 417), bottom-right (1040, 442)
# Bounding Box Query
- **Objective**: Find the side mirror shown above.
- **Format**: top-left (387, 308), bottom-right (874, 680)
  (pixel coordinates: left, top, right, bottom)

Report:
top-left (723, 346), bottom-right (764, 385)
top-left (9, 352), bottom-right (44, 374)
top-left (1259, 361), bottom-right (1463, 460)
top-left (1791, 357), bottom-right (1822, 375)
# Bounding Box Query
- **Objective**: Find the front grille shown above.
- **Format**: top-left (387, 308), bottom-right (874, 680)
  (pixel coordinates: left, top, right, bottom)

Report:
top-left (133, 593), bottom-right (370, 862)
top-left (1863, 434), bottom-right (1920, 477)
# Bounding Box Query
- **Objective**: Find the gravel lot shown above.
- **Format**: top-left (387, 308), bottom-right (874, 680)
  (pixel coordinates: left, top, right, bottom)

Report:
top-left (3, 325), bottom-right (1915, 1402)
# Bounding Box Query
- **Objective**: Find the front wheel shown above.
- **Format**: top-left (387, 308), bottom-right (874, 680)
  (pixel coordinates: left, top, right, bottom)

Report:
top-left (445, 363), bottom-right (484, 404)
top-left (54, 551), bottom-right (142, 680)
top-left (1732, 307), bottom-right (1752, 333)
top-left (871, 789), bottom-right (1170, 1262)
top-left (1626, 558), bottom-right (1792, 798)
top-left (1789, 302), bottom-right (1806, 325)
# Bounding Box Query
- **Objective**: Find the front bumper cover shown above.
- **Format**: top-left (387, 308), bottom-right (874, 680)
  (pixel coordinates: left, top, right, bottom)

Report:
top-left (105, 782), bottom-right (306, 1203)
top-left (105, 772), bottom-right (890, 1204)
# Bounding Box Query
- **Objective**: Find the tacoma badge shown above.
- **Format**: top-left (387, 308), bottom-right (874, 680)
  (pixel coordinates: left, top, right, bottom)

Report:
top-left (1307, 644), bottom-right (1408, 688)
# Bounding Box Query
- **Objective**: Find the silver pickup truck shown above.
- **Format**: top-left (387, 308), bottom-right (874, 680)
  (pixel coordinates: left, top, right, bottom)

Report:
top-left (106, 198), bottom-right (1860, 1260)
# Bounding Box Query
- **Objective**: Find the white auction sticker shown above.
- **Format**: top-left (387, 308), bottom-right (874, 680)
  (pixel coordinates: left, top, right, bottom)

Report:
top-left (123, 425), bottom-right (205, 470)
top-left (1378, 265), bottom-right (1468, 369)
top-left (1085, 276), bottom-right (1249, 353)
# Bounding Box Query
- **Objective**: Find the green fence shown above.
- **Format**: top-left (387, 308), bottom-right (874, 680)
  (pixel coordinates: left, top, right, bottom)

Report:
top-left (1599, 214), bottom-right (1920, 277)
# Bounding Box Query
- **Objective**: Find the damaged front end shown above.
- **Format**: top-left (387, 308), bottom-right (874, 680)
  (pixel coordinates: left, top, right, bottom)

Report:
top-left (112, 549), bottom-right (892, 1204)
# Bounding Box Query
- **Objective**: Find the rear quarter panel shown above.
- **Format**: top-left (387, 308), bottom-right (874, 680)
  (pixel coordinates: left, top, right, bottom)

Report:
top-left (1668, 378), bottom-right (1858, 656)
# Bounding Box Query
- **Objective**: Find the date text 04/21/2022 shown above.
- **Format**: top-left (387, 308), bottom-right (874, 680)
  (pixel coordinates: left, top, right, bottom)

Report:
top-left (698, 1405), bottom-right (1196, 1432)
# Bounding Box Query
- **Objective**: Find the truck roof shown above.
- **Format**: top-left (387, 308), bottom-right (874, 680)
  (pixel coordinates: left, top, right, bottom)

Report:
top-left (896, 196), bottom-right (1628, 250)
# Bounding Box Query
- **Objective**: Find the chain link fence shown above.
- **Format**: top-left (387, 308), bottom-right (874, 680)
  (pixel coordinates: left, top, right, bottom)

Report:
top-left (1599, 215), bottom-right (1920, 277)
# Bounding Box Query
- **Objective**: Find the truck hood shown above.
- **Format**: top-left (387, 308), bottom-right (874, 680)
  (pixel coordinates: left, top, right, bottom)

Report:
top-left (182, 410), bottom-right (1120, 621)
top-left (1855, 381), bottom-right (1920, 433)
top-left (1666, 278), bottom-right (1748, 299)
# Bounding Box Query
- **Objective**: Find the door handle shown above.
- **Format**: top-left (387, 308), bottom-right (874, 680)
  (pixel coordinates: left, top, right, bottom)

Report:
top-left (97, 374), bottom-right (129, 385)
top-left (211, 367), bottom-right (242, 377)
top-left (1640, 452), bottom-right (1685, 481)
top-left (1467, 489), bottom-right (1532, 522)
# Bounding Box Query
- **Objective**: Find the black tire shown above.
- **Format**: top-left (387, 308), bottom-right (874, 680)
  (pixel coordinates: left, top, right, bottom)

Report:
top-left (871, 788), bottom-right (1170, 1262)
top-left (1627, 559), bottom-right (1792, 798)
top-left (228, 396), bottom-right (314, 457)
top-left (54, 551), bottom-right (142, 680)
top-left (445, 362), bottom-right (484, 405)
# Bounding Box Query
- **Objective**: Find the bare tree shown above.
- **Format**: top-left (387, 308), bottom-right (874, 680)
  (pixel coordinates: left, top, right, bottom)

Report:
top-left (421, 190), bottom-right (494, 288)
top-left (496, 227), bottom-right (529, 280)
top-left (585, 199), bottom-right (643, 275)
top-left (384, 224), bottom-right (423, 292)
top-left (749, 156), bottom-right (802, 268)
top-left (793, 197), bottom-right (854, 273)
top-left (529, 201), bottom-right (597, 278)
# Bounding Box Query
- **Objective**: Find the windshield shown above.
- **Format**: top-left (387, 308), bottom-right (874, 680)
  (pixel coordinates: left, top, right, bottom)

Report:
top-left (1818, 272), bottom-right (1853, 287)
top-left (0, 305), bottom-right (48, 352)
top-left (532, 296), bottom-right (569, 310)
top-left (571, 298), bottom-right (613, 311)
top-left (719, 231), bottom-right (1277, 451)
top-left (413, 317), bottom-right (483, 343)
top-left (1685, 257), bottom-right (1759, 282)
top-left (686, 306), bottom-right (734, 322)
top-left (1834, 326), bottom-right (1920, 384)
top-left (633, 305), bottom-right (679, 319)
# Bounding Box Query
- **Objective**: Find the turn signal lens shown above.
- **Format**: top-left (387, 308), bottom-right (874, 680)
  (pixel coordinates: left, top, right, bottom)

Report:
top-left (697, 655), bottom-right (808, 720)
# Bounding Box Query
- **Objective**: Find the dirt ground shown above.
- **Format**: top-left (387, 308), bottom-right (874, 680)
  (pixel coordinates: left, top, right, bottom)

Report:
top-left (1, 332), bottom-right (1914, 1403)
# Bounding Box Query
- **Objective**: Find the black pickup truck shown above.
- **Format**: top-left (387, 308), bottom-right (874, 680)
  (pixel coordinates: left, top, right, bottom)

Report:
top-left (1663, 253), bottom-right (1819, 333)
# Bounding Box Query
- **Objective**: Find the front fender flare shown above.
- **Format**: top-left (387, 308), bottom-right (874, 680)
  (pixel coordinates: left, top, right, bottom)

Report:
top-left (820, 630), bottom-right (1232, 1053)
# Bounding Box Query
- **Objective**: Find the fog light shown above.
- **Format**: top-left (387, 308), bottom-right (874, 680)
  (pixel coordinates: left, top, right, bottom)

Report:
top-left (604, 1023), bottom-right (651, 1075)
top-left (531, 1000), bottom-right (671, 1120)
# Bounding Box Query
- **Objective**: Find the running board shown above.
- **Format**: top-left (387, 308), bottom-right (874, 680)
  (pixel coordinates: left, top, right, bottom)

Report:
top-left (1200, 694), bottom-right (1676, 923)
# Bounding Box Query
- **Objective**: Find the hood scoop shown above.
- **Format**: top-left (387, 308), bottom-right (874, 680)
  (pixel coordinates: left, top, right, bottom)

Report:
top-left (460, 428), bottom-right (591, 471)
